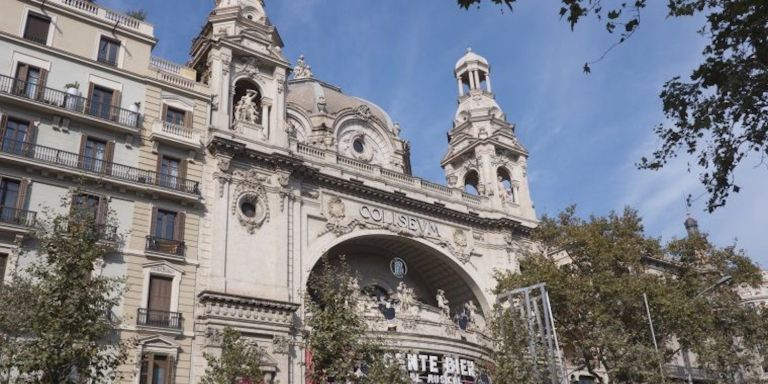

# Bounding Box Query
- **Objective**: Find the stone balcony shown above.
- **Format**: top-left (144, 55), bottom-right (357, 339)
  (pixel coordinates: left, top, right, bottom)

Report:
top-left (150, 120), bottom-right (202, 152)
top-left (48, 0), bottom-right (154, 36)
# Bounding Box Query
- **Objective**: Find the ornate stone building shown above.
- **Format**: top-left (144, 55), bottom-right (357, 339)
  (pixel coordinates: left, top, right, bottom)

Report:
top-left (0, 0), bottom-right (538, 383)
top-left (190, 1), bottom-right (536, 383)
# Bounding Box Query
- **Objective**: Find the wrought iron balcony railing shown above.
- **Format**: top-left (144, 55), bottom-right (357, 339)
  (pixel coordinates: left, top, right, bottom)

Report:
top-left (145, 235), bottom-right (185, 257)
top-left (0, 206), bottom-right (36, 227)
top-left (136, 308), bottom-right (182, 330)
top-left (0, 139), bottom-right (200, 195)
top-left (0, 74), bottom-right (141, 130)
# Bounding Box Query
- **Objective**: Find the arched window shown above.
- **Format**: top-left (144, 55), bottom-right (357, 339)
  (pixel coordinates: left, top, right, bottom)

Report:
top-left (464, 170), bottom-right (480, 195)
top-left (497, 167), bottom-right (515, 203)
top-left (232, 79), bottom-right (261, 125)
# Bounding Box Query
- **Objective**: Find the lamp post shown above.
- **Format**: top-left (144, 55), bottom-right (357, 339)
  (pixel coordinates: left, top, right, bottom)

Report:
top-left (645, 275), bottom-right (733, 384)
top-left (682, 275), bottom-right (733, 384)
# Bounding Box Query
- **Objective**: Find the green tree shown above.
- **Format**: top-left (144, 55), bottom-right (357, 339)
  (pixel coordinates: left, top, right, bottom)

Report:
top-left (458, 0), bottom-right (768, 212)
top-left (199, 327), bottom-right (265, 384)
top-left (304, 255), bottom-right (409, 383)
top-left (0, 201), bottom-right (127, 383)
top-left (491, 207), bottom-right (768, 383)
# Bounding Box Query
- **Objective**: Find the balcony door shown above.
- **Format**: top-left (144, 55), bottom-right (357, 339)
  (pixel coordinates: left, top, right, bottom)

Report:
top-left (15, 63), bottom-right (47, 100)
top-left (0, 179), bottom-right (20, 223)
top-left (147, 275), bottom-right (173, 327)
top-left (1, 118), bottom-right (31, 155)
top-left (88, 85), bottom-right (118, 121)
top-left (79, 136), bottom-right (114, 174)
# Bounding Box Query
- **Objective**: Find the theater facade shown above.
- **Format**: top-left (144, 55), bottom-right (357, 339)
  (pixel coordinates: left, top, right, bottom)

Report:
top-left (0, 0), bottom-right (538, 382)
top-left (190, 1), bottom-right (537, 383)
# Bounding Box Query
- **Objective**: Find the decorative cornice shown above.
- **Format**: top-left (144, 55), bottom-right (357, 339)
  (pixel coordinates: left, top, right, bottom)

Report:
top-left (198, 291), bottom-right (300, 326)
top-left (206, 138), bottom-right (532, 235)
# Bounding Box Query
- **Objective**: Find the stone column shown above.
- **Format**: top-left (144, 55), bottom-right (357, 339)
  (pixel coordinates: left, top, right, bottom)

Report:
top-left (473, 70), bottom-right (481, 91)
top-left (457, 77), bottom-right (464, 96)
top-left (486, 73), bottom-right (492, 93)
top-left (468, 70), bottom-right (477, 90)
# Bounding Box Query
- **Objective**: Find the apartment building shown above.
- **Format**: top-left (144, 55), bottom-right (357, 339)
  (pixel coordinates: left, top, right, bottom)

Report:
top-left (0, 0), bottom-right (209, 383)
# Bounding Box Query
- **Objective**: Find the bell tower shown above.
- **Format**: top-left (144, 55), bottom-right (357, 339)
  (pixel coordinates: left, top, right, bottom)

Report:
top-left (190, 0), bottom-right (291, 148)
top-left (441, 49), bottom-right (536, 221)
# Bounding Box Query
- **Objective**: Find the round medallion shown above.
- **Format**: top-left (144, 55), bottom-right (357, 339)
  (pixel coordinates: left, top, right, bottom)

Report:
top-left (390, 257), bottom-right (408, 279)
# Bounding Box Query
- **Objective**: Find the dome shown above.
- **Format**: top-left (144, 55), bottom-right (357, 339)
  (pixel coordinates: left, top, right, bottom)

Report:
top-left (286, 78), bottom-right (396, 130)
top-left (455, 48), bottom-right (489, 72)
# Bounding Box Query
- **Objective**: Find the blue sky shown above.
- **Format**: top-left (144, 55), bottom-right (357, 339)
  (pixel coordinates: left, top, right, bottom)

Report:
top-left (102, 0), bottom-right (767, 266)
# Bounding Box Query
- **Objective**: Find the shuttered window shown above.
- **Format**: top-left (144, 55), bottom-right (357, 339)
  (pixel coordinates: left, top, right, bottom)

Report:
top-left (23, 13), bottom-right (50, 44)
top-left (97, 37), bottom-right (120, 66)
top-left (0, 253), bottom-right (7, 284)
top-left (139, 353), bottom-right (175, 384)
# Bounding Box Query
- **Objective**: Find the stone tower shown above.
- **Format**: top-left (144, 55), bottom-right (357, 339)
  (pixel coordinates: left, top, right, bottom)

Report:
top-left (190, 0), bottom-right (291, 148)
top-left (441, 49), bottom-right (536, 223)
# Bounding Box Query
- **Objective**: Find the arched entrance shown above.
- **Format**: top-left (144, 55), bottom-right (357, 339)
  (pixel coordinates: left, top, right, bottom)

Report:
top-left (307, 233), bottom-right (489, 322)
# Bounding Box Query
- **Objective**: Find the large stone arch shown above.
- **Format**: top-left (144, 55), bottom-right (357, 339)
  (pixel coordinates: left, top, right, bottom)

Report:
top-left (305, 229), bottom-right (492, 317)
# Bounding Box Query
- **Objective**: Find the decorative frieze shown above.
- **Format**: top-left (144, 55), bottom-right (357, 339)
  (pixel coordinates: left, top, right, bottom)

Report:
top-left (199, 291), bottom-right (300, 327)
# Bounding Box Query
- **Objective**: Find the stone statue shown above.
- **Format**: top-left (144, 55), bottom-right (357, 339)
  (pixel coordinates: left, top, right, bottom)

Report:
top-left (348, 277), bottom-right (369, 314)
top-left (463, 300), bottom-right (477, 323)
top-left (293, 54), bottom-right (313, 80)
top-left (436, 289), bottom-right (450, 318)
top-left (497, 176), bottom-right (513, 203)
top-left (395, 281), bottom-right (416, 314)
top-left (235, 89), bottom-right (260, 124)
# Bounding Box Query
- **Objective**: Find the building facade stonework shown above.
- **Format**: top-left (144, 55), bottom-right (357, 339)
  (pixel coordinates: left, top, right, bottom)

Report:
top-left (0, 0), bottom-right (538, 383)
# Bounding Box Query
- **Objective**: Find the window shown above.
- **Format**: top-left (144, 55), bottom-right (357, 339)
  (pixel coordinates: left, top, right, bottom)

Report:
top-left (164, 107), bottom-right (186, 126)
top-left (23, 13), bottom-right (50, 44)
top-left (97, 37), bottom-right (120, 66)
top-left (1, 118), bottom-right (30, 155)
top-left (0, 179), bottom-right (20, 223)
top-left (157, 155), bottom-right (184, 189)
top-left (153, 209), bottom-right (177, 241)
top-left (15, 63), bottom-right (47, 100)
top-left (139, 353), bottom-right (174, 384)
top-left (89, 86), bottom-right (114, 120)
top-left (72, 193), bottom-right (106, 224)
top-left (0, 254), bottom-right (7, 284)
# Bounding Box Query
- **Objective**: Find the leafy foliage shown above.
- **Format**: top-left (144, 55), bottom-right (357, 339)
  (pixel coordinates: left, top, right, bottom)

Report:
top-left (199, 327), bottom-right (265, 384)
top-left (304, 255), bottom-right (410, 383)
top-left (458, 0), bottom-right (768, 212)
top-left (491, 206), bottom-right (768, 383)
top-left (125, 10), bottom-right (148, 21)
top-left (0, 202), bottom-right (127, 383)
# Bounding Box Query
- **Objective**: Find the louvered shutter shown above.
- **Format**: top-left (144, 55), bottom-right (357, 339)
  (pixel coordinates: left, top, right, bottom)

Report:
top-left (14, 64), bottom-right (28, 95)
top-left (110, 89), bottom-right (122, 122)
top-left (161, 104), bottom-right (168, 124)
top-left (36, 68), bottom-right (47, 100)
top-left (149, 206), bottom-right (158, 238)
top-left (178, 159), bottom-right (187, 191)
top-left (166, 355), bottom-right (176, 384)
top-left (86, 82), bottom-right (95, 114)
top-left (173, 212), bottom-right (185, 242)
top-left (183, 108), bottom-right (192, 128)
top-left (77, 135), bottom-right (87, 168)
top-left (0, 114), bottom-right (7, 147)
top-left (96, 196), bottom-right (108, 226)
top-left (104, 140), bottom-right (115, 175)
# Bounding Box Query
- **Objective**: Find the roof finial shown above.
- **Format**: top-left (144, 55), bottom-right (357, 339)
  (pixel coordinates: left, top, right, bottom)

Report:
top-left (684, 215), bottom-right (699, 237)
top-left (466, 47), bottom-right (472, 53)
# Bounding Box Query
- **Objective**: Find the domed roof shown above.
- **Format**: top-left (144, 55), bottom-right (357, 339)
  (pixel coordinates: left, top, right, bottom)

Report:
top-left (286, 78), bottom-right (396, 129)
top-left (455, 48), bottom-right (489, 71)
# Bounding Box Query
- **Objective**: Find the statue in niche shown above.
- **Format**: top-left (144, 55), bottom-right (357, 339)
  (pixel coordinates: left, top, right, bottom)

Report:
top-left (497, 175), bottom-right (513, 203)
top-left (234, 89), bottom-right (261, 124)
top-left (348, 277), bottom-right (369, 314)
top-left (395, 281), bottom-right (416, 315)
top-left (436, 289), bottom-right (450, 318)
top-left (463, 301), bottom-right (478, 324)
top-left (293, 54), bottom-right (313, 80)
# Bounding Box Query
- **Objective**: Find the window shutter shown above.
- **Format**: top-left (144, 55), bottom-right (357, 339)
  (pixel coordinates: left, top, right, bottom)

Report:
top-left (173, 212), bottom-right (185, 241)
top-left (161, 104), bottom-right (168, 124)
top-left (86, 82), bottom-right (95, 113)
top-left (0, 114), bottom-right (7, 144)
top-left (16, 179), bottom-right (29, 210)
top-left (24, 122), bottom-right (37, 146)
top-left (166, 355), bottom-right (176, 384)
top-left (77, 135), bottom-right (87, 168)
top-left (96, 196), bottom-right (108, 225)
top-left (104, 140), bottom-right (115, 175)
top-left (36, 68), bottom-right (48, 100)
top-left (149, 206), bottom-right (158, 239)
top-left (179, 159), bottom-right (188, 181)
top-left (14, 64), bottom-right (28, 95)
top-left (183, 108), bottom-right (192, 128)
top-left (139, 353), bottom-right (152, 384)
top-left (110, 89), bottom-right (122, 122)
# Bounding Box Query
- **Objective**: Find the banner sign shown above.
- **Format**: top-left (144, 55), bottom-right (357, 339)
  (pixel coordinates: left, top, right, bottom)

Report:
top-left (395, 352), bottom-right (478, 383)
top-left (359, 205), bottom-right (441, 237)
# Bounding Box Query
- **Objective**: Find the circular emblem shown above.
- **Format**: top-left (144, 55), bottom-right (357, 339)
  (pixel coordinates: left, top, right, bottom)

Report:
top-left (390, 257), bottom-right (407, 279)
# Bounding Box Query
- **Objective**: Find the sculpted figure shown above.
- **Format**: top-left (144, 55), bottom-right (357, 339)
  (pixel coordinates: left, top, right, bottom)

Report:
top-left (396, 281), bottom-right (415, 314)
top-left (436, 289), bottom-right (450, 318)
top-left (293, 54), bottom-right (313, 80)
top-left (497, 176), bottom-right (512, 203)
top-left (235, 89), bottom-right (260, 124)
top-left (464, 300), bottom-right (478, 323)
